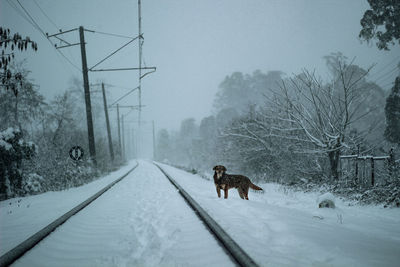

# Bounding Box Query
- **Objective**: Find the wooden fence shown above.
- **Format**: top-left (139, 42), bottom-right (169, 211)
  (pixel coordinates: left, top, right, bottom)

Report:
top-left (339, 148), bottom-right (397, 186)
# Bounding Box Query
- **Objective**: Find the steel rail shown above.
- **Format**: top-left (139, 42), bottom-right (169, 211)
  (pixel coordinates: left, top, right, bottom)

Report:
top-left (0, 162), bottom-right (139, 267)
top-left (154, 163), bottom-right (260, 267)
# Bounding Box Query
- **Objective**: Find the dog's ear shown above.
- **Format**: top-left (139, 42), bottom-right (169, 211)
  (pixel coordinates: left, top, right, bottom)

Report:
top-left (213, 166), bottom-right (217, 170)
top-left (222, 166), bottom-right (226, 171)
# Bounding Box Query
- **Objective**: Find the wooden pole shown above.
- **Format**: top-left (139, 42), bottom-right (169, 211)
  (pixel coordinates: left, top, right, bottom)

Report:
top-left (152, 120), bottom-right (156, 160)
top-left (102, 83), bottom-right (114, 162)
top-left (79, 26), bottom-right (96, 166)
top-left (122, 114), bottom-right (125, 160)
top-left (117, 104), bottom-right (121, 156)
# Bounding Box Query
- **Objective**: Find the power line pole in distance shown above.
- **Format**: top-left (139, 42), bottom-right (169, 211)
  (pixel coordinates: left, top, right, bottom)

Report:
top-left (102, 83), bottom-right (114, 162)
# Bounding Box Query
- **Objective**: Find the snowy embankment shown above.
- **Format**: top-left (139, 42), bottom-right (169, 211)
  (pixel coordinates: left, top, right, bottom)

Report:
top-left (158, 163), bottom-right (400, 267)
top-left (0, 161), bottom-right (136, 256)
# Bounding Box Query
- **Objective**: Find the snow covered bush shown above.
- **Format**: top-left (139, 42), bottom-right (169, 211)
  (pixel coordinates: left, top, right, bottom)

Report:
top-left (0, 127), bottom-right (36, 199)
top-left (22, 173), bottom-right (44, 194)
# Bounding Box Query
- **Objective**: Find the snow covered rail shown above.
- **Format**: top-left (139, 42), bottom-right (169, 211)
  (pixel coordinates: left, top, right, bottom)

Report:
top-left (154, 163), bottom-right (260, 267)
top-left (0, 161), bottom-right (139, 267)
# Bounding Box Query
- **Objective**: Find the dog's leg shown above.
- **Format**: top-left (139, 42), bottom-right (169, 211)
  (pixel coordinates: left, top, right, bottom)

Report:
top-left (224, 187), bottom-right (229, 199)
top-left (238, 188), bottom-right (244, 199)
top-left (215, 185), bottom-right (221, 198)
top-left (244, 187), bottom-right (249, 200)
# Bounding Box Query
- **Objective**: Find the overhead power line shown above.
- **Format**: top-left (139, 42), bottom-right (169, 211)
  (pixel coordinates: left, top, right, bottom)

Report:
top-left (10, 0), bottom-right (81, 72)
top-left (374, 66), bottom-right (400, 83)
top-left (109, 86), bottom-right (139, 107)
top-left (32, 0), bottom-right (59, 31)
top-left (86, 30), bottom-right (139, 39)
top-left (369, 55), bottom-right (400, 79)
top-left (89, 36), bottom-right (140, 71)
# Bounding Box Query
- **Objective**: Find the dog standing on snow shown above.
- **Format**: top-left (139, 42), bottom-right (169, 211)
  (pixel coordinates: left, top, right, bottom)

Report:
top-left (213, 165), bottom-right (263, 200)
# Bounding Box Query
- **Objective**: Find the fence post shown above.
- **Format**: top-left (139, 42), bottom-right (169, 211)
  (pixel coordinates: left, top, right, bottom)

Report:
top-left (355, 145), bottom-right (360, 183)
top-left (388, 148), bottom-right (395, 179)
top-left (371, 157), bottom-right (375, 186)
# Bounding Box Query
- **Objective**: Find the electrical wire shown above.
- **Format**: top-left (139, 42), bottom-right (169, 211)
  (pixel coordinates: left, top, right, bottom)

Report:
top-left (6, 0), bottom-right (42, 32)
top-left (374, 66), bottom-right (400, 83)
top-left (104, 83), bottom-right (138, 90)
top-left (369, 55), bottom-right (400, 79)
top-left (16, 0), bottom-right (47, 36)
top-left (12, 0), bottom-right (81, 72)
top-left (381, 80), bottom-right (395, 89)
top-left (32, 0), bottom-right (59, 31)
top-left (86, 30), bottom-right (138, 39)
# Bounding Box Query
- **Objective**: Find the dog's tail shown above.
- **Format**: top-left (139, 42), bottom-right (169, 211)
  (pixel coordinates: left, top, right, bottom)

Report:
top-left (250, 182), bottom-right (263, 191)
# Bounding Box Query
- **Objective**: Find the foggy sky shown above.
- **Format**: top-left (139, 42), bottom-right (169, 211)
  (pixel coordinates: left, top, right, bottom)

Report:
top-left (1, 0), bottom-right (400, 132)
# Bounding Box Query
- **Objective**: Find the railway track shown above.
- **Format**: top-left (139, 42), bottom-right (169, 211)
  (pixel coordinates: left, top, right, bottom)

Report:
top-left (0, 162), bottom-right (139, 267)
top-left (1, 161), bottom-right (260, 267)
top-left (154, 163), bottom-right (260, 267)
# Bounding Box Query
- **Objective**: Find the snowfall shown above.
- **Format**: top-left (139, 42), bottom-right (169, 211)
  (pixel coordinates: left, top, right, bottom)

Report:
top-left (0, 160), bottom-right (399, 267)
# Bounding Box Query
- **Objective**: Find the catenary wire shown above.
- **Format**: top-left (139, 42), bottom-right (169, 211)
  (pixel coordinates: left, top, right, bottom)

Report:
top-left (13, 0), bottom-right (82, 72)
top-left (32, 0), bottom-right (60, 31)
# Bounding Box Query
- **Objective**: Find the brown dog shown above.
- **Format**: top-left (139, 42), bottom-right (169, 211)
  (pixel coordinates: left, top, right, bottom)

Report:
top-left (213, 165), bottom-right (263, 200)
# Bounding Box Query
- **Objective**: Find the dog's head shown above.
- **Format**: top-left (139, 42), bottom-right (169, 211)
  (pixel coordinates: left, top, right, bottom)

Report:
top-left (213, 165), bottom-right (226, 179)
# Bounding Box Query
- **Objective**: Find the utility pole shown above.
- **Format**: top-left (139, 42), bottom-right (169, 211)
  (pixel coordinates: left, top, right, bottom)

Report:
top-left (47, 27), bottom-right (97, 166)
top-left (102, 83), bottom-right (114, 162)
top-left (152, 120), bottom-right (156, 160)
top-left (79, 26), bottom-right (96, 166)
top-left (121, 114), bottom-right (125, 160)
top-left (137, 0), bottom-right (143, 157)
top-left (131, 128), bottom-right (137, 158)
top-left (117, 104), bottom-right (121, 156)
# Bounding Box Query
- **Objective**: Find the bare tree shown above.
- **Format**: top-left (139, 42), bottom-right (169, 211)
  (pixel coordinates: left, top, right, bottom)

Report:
top-left (271, 56), bottom-right (375, 179)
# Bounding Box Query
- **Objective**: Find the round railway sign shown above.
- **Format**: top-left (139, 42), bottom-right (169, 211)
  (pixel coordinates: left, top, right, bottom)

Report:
top-left (69, 146), bottom-right (84, 161)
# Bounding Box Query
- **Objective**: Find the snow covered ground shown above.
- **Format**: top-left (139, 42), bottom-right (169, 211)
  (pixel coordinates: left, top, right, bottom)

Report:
top-left (158, 163), bottom-right (400, 267)
top-left (0, 162), bottom-right (136, 256)
top-left (2, 161), bottom-right (233, 267)
top-left (1, 160), bottom-right (399, 266)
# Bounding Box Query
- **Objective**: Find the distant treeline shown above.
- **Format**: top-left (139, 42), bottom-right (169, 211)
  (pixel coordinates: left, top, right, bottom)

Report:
top-left (156, 53), bottom-right (400, 206)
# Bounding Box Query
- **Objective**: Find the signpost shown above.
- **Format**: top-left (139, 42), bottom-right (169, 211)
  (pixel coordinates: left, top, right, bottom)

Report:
top-left (69, 146), bottom-right (84, 161)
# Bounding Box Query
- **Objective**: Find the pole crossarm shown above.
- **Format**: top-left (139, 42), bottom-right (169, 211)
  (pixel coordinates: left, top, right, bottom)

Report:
top-left (140, 68), bottom-right (156, 79)
top-left (109, 86), bottom-right (139, 107)
top-left (53, 36), bottom-right (71, 45)
top-left (55, 42), bottom-right (80, 49)
top-left (85, 29), bottom-right (141, 39)
top-left (109, 105), bottom-right (145, 109)
top-left (88, 36), bottom-right (140, 71)
top-left (125, 120), bottom-right (149, 124)
top-left (90, 66), bottom-right (156, 72)
top-left (46, 28), bottom-right (78, 38)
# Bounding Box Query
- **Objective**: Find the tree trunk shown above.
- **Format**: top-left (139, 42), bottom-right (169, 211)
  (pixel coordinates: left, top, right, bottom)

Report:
top-left (328, 150), bottom-right (340, 180)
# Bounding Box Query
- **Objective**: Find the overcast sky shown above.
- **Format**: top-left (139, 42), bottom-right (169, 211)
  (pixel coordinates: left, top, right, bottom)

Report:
top-left (1, 0), bottom-right (400, 134)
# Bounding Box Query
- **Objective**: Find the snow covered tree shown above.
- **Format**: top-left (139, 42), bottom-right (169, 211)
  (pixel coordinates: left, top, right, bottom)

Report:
top-left (384, 77), bottom-right (400, 145)
top-left (0, 27), bottom-right (38, 95)
top-left (197, 116), bottom-right (217, 169)
top-left (0, 128), bottom-right (36, 199)
top-left (272, 54), bottom-right (377, 179)
top-left (0, 62), bottom-right (46, 130)
top-left (156, 129), bottom-right (170, 162)
top-left (213, 71), bottom-right (283, 115)
top-left (178, 118), bottom-right (198, 166)
top-left (359, 0), bottom-right (400, 50)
